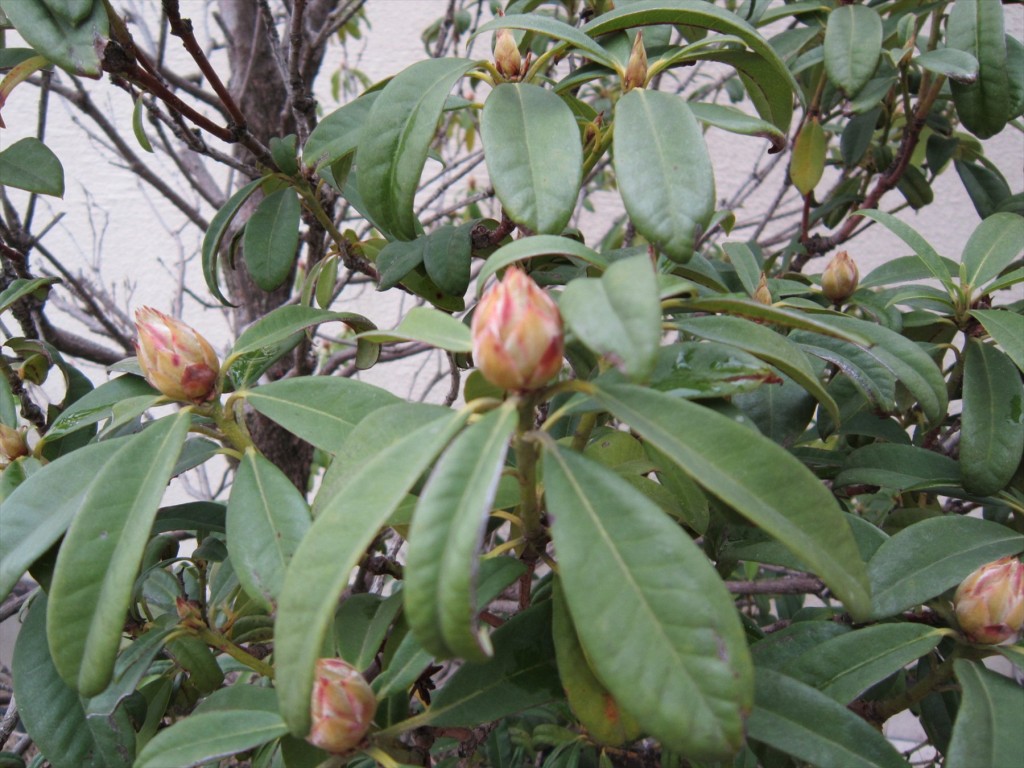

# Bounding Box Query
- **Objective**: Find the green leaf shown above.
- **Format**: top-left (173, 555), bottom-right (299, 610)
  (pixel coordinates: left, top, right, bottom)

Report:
top-left (43, 374), bottom-right (158, 443)
top-left (356, 58), bottom-right (476, 240)
top-left (702, 49), bottom-right (798, 133)
top-left (676, 297), bottom-right (872, 344)
top-left (357, 306), bottom-right (471, 352)
top-left (595, 383), bottom-right (871, 619)
top-left (201, 178), bottom-right (263, 307)
top-left (132, 94), bottom-right (154, 152)
top-left (0, 0), bottom-right (108, 76)
top-left (382, 602), bottom-right (562, 731)
top-left (823, 5), bottom-right (882, 96)
top-left (0, 277), bottom-right (60, 313)
top-left (971, 309), bottom-right (1024, 373)
top-left (376, 237), bottom-right (426, 291)
top-left (961, 212), bottom-right (1024, 290)
top-left (475, 235), bottom-right (608, 296)
top-left (960, 339), bottom-right (1024, 496)
top-left (303, 91), bottom-right (379, 172)
top-left (956, 159), bottom-right (1012, 219)
top-left (275, 411), bottom-right (467, 736)
top-left (948, 0), bottom-right (1009, 139)
top-left (613, 89), bottom-right (714, 262)
top-left (134, 709), bottom-right (288, 768)
top-left (423, 223), bottom-right (474, 296)
top-left (835, 443), bottom-right (961, 492)
top-left (243, 188), bottom-right (301, 292)
top-left (559, 254), bottom-right (661, 379)
top-left (46, 412), bottom-right (189, 695)
top-left (688, 103), bottom-right (786, 154)
top-left (481, 83), bottom-right (583, 235)
top-left (0, 436), bottom-right (136, 600)
top-left (371, 630), bottom-right (434, 700)
top-left (914, 49), bottom-right (979, 84)
top-left (782, 624), bottom-right (945, 704)
top-left (865, 516), bottom-right (1024, 619)
top-left (336, 591), bottom-right (403, 671)
top-left (675, 315), bottom-right (839, 425)
top-left (227, 449), bottom-right (311, 611)
top-left (790, 118), bottom-right (825, 196)
top-left (747, 668), bottom-right (909, 768)
top-left (948, 660), bottom-right (1024, 768)
top-left (405, 403), bottom-right (517, 662)
top-left (243, 376), bottom-right (398, 454)
top-left (544, 444), bottom-right (752, 758)
top-left (474, 14), bottom-right (617, 70)
top-left (0, 137), bottom-right (64, 197)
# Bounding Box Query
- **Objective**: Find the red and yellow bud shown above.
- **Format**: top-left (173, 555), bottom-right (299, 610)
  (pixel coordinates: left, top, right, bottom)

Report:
top-left (308, 659), bottom-right (377, 754)
top-left (954, 557), bottom-right (1024, 645)
top-left (623, 31), bottom-right (647, 91)
top-left (821, 250), bottom-right (859, 304)
top-left (134, 307), bottom-right (220, 404)
top-left (471, 267), bottom-right (564, 391)
top-left (494, 28), bottom-right (523, 80)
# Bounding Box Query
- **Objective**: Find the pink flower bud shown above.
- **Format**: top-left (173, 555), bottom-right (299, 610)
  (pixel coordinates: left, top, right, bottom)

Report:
top-left (471, 267), bottom-right (564, 391)
top-left (134, 307), bottom-right (220, 404)
top-left (308, 658), bottom-right (377, 754)
top-left (954, 557), bottom-right (1024, 645)
top-left (494, 28), bottom-right (522, 80)
top-left (821, 250), bottom-right (859, 304)
top-left (623, 31), bottom-right (647, 91)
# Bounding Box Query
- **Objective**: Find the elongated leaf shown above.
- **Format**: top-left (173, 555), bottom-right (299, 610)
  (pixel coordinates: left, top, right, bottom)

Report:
top-left (0, 0), bottom-right (107, 76)
top-left (614, 89), bottom-right (714, 262)
top-left (243, 188), bottom-right (301, 291)
top-left (748, 668), bottom-right (908, 768)
top-left (475, 235), bottom-right (608, 295)
top-left (303, 92), bottom-right (379, 171)
top-left (595, 384), bottom-right (871, 618)
top-left (961, 339), bottom-right (1024, 496)
top-left (677, 297), bottom-right (871, 343)
top-left (866, 516), bottom-right (1024, 620)
top-left (790, 118), bottom-right (825, 196)
top-left (276, 411), bottom-right (467, 735)
top-left (405, 403), bottom-right (517, 662)
top-left (971, 309), bottom-right (1024, 373)
top-left (46, 412), bottom-right (189, 695)
top-left (948, 0), bottom-right (1009, 139)
top-left (201, 178), bottom-right (262, 306)
top-left (336, 591), bottom-right (403, 671)
top-left (835, 444), bottom-right (960, 492)
top-left (0, 276), bottom-right (60, 313)
top-left (357, 58), bottom-right (476, 240)
top-left (43, 375), bottom-right (158, 443)
top-left (675, 315), bottom-right (839, 424)
top-left (689, 103), bottom-right (786, 154)
top-left (481, 83), bottom-right (582, 234)
top-left (947, 660), bottom-right (1024, 768)
top-left (854, 209), bottom-right (955, 294)
top-left (914, 49), bottom-right (979, 84)
top-left (423, 223), bottom-right (474, 296)
top-left (357, 306), bottom-right (471, 352)
top-left (0, 137), bottom-right (64, 197)
top-left (701, 49), bottom-right (797, 133)
top-left (474, 14), bottom-right (616, 70)
top-left (824, 5), bottom-right (882, 96)
top-left (134, 710), bottom-right (288, 768)
top-left (243, 376), bottom-right (398, 454)
top-left (227, 450), bottom-right (311, 610)
top-left (560, 254), bottom-right (661, 379)
top-left (0, 436), bottom-right (134, 600)
top-left (962, 212), bottom-right (1024, 290)
top-left (544, 445), bottom-right (752, 758)
top-left (783, 624), bottom-right (945, 704)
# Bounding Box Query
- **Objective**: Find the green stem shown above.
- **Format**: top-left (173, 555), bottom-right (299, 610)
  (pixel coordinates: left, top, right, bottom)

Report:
top-left (192, 625), bottom-right (275, 679)
top-left (515, 397), bottom-right (543, 547)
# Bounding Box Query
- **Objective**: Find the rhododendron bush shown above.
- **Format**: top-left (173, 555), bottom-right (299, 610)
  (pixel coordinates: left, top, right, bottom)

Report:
top-left (1, 1), bottom-right (1022, 766)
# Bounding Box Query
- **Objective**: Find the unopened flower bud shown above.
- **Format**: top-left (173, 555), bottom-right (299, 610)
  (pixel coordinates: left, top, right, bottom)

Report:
top-left (494, 28), bottom-right (522, 80)
top-left (623, 31), bottom-right (647, 91)
top-left (954, 557), bottom-right (1024, 645)
top-left (134, 307), bottom-right (220, 404)
top-left (753, 272), bottom-right (773, 305)
top-left (821, 250), bottom-right (859, 304)
top-left (472, 267), bottom-right (564, 391)
top-left (308, 659), bottom-right (377, 754)
top-left (0, 423), bottom-right (28, 462)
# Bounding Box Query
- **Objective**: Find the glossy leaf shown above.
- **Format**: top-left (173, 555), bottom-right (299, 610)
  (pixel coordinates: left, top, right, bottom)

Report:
top-left (544, 445), bottom-right (753, 758)
top-left (595, 384), bottom-right (871, 619)
top-left (243, 376), bottom-right (399, 454)
top-left (0, 276), bottom-right (59, 313)
top-left (914, 49), bottom-right (979, 84)
top-left (227, 449), bottom-right (311, 610)
top-left (834, 443), bottom-right (960, 493)
top-left (43, 374), bottom-right (158, 443)
top-left (474, 14), bottom-right (616, 70)
top-left (481, 83), bottom-right (583, 235)
top-left (475, 235), bottom-right (608, 295)
top-left (303, 92), bottom-right (379, 172)
top-left (971, 309), bottom-right (1024, 373)
top-left (614, 89), bottom-right (714, 262)
top-left (243, 188), bottom-right (301, 292)
top-left (357, 306), bottom-right (471, 352)
top-left (336, 591), bottom-right (403, 671)
top-left (0, 436), bottom-right (134, 600)
top-left (371, 630), bottom-right (434, 700)
top-left (46, 412), bottom-right (190, 695)
top-left (790, 118), bottom-right (825, 196)
top-left (748, 668), bottom-right (908, 768)
top-left (559, 254), bottom-right (661, 379)
top-left (783, 624), bottom-right (945, 704)
top-left (961, 212), bottom-right (1024, 290)
top-left (135, 709), bottom-right (288, 768)
top-left (405, 403), bottom-right (517, 662)
top-left (275, 411), bottom-right (466, 735)
top-left (689, 103), bottom-right (786, 154)
top-left (700, 49), bottom-right (797, 133)
top-left (823, 5), bottom-right (882, 96)
top-left (948, 0), bottom-right (1009, 139)
top-left (676, 297), bottom-right (871, 343)
top-left (132, 94), bottom-right (153, 152)
top-left (0, 137), bottom-right (64, 197)
top-left (0, 0), bottom-right (107, 76)
top-left (947, 660), bottom-right (1024, 768)
top-left (423, 223), bottom-right (474, 296)
top-left (201, 178), bottom-right (263, 306)
top-left (866, 516), bottom-right (1024, 619)
top-left (357, 57), bottom-right (476, 240)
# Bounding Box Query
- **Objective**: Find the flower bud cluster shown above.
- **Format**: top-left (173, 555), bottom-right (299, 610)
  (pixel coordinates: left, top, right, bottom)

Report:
top-left (308, 659), bottom-right (377, 753)
top-left (954, 557), bottom-right (1024, 645)
top-left (134, 307), bottom-right (220, 404)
